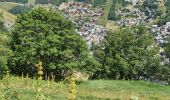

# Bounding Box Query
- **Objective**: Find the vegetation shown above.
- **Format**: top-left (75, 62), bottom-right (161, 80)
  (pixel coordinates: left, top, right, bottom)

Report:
top-left (141, 0), bottom-right (162, 19)
top-left (0, 0), bottom-right (28, 3)
top-left (0, 14), bottom-right (12, 79)
top-left (0, 0), bottom-right (170, 99)
top-left (9, 8), bottom-right (97, 79)
top-left (0, 2), bottom-right (18, 11)
top-left (8, 5), bottom-right (31, 15)
top-left (108, 0), bottom-right (123, 21)
top-left (163, 37), bottom-right (170, 81)
top-left (0, 76), bottom-right (170, 99)
top-left (157, 0), bottom-right (170, 25)
top-left (98, 0), bottom-right (113, 26)
top-left (92, 25), bottom-right (163, 80)
top-left (35, 0), bottom-right (49, 4)
top-left (0, 8), bottom-right (17, 23)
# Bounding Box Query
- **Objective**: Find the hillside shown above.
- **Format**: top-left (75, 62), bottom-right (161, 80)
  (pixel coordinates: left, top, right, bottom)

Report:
top-left (1, 76), bottom-right (170, 100)
top-left (0, 2), bottom-right (19, 11)
top-left (0, 8), bottom-right (16, 29)
top-left (0, 8), bottom-right (16, 21)
top-left (0, 2), bottom-right (18, 29)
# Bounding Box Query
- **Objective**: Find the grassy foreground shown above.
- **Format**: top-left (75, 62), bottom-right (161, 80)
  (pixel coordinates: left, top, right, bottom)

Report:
top-left (0, 76), bottom-right (170, 100)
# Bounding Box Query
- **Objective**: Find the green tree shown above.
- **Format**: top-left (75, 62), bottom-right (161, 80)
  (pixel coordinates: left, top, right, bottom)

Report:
top-left (163, 37), bottom-right (170, 81)
top-left (0, 13), bottom-right (12, 79)
top-left (108, 0), bottom-right (120, 21)
top-left (10, 8), bottom-right (92, 79)
top-left (93, 25), bottom-right (162, 80)
top-left (141, 0), bottom-right (162, 19)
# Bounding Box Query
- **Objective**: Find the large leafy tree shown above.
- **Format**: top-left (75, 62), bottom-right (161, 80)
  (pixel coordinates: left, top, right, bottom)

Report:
top-left (0, 13), bottom-right (12, 79)
top-left (10, 8), bottom-right (92, 79)
top-left (93, 25), bottom-right (163, 80)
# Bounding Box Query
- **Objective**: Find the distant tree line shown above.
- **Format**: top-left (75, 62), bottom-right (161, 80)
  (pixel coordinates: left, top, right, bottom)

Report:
top-left (141, 0), bottom-right (162, 19)
top-left (75, 0), bottom-right (106, 7)
top-left (35, 0), bottom-right (68, 5)
top-left (35, 0), bottom-right (107, 7)
top-left (0, 0), bottom-right (28, 3)
top-left (108, 0), bottom-right (120, 21)
top-left (157, 0), bottom-right (170, 25)
top-left (8, 5), bottom-right (31, 15)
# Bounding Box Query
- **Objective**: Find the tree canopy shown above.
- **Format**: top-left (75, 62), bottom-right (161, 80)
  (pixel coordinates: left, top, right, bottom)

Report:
top-left (92, 25), bottom-right (163, 80)
top-left (10, 8), bottom-right (94, 79)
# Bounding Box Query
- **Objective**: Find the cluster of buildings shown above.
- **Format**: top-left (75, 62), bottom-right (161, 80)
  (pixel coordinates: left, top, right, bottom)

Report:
top-left (76, 22), bottom-right (106, 48)
top-left (58, 1), bottom-right (106, 48)
top-left (19, 1), bottom-right (106, 48)
top-left (150, 22), bottom-right (170, 44)
top-left (150, 22), bottom-right (170, 65)
top-left (125, 0), bottom-right (144, 5)
top-left (116, 8), bottom-right (147, 26)
top-left (58, 1), bottom-right (103, 18)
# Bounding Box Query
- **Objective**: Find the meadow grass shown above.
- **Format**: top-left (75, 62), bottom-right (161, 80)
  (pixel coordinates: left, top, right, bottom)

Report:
top-left (106, 20), bottom-right (120, 31)
top-left (0, 76), bottom-right (170, 100)
top-left (0, 8), bottom-right (17, 23)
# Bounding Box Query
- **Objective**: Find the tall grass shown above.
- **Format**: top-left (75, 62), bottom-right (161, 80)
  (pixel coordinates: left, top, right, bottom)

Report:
top-left (0, 77), bottom-right (170, 100)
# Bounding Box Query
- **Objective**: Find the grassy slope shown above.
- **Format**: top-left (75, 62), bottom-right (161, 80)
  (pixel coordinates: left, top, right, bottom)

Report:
top-left (0, 76), bottom-right (170, 100)
top-left (0, 8), bottom-right (17, 22)
top-left (0, 2), bottom-right (19, 11)
top-left (0, 2), bottom-right (17, 27)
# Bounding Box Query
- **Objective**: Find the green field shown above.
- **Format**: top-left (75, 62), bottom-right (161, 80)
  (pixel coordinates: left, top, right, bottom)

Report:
top-left (0, 76), bottom-right (170, 100)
